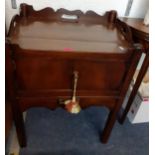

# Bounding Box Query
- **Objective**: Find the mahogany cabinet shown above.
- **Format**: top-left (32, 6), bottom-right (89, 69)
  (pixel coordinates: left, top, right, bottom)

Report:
top-left (6, 3), bottom-right (143, 147)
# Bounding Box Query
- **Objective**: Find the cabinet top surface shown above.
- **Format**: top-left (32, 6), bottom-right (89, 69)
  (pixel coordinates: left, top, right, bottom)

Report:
top-left (8, 4), bottom-right (132, 53)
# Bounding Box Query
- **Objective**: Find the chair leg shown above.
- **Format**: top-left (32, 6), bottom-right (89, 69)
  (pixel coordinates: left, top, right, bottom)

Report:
top-left (12, 106), bottom-right (27, 147)
top-left (101, 110), bottom-right (117, 143)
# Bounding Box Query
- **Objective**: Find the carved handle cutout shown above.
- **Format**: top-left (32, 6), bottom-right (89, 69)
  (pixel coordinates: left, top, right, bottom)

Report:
top-left (61, 14), bottom-right (79, 22)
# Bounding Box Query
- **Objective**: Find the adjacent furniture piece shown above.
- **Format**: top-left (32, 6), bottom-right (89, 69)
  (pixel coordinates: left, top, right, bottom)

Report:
top-left (6, 3), bottom-right (143, 147)
top-left (118, 18), bottom-right (149, 124)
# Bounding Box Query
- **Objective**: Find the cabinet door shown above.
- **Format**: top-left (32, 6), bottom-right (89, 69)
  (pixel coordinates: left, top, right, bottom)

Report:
top-left (74, 60), bottom-right (127, 92)
top-left (15, 57), bottom-right (73, 90)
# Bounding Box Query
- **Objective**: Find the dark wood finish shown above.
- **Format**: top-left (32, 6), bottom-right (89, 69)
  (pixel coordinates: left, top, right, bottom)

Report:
top-left (6, 27), bottom-right (14, 142)
top-left (5, 100), bottom-right (13, 141)
top-left (6, 42), bottom-right (27, 147)
top-left (118, 18), bottom-right (149, 124)
top-left (7, 4), bottom-right (143, 147)
top-left (5, 43), bottom-right (13, 142)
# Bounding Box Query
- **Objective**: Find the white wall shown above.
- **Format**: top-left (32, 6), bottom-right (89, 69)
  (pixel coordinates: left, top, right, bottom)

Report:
top-left (6, 0), bottom-right (149, 30)
top-left (5, 0), bottom-right (18, 30)
top-left (129, 0), bottom-right (149, 18)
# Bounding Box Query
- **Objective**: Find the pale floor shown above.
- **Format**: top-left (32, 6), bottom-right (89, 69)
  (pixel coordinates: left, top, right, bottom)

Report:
top-left (7, 112), bottom-right (27, 155)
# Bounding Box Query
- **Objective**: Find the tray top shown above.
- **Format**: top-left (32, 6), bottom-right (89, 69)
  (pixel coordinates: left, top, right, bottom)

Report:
top-left (8, 4), bottom-right (132, 53)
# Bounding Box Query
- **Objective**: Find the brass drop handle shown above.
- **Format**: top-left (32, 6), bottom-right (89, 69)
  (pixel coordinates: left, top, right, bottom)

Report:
top-left (72, 71), bottom-right (78, 102)
top-left (58, 70), bottom-right (81, 114)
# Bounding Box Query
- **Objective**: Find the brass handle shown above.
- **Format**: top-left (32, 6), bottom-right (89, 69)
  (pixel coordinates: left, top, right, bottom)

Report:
top-left (72, 71), bottom-right (78, 102)
top-left (58, 70), bottom-right (81, 114)
top-left (58, 71), bottom-right (79, 104)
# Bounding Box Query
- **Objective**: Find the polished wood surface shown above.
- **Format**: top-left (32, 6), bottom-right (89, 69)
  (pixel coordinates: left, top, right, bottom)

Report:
top-left (5, 100), bottom-right (13, 141)
top-left (8, 10), bottom-right (130, 52)
top-left (9, 20), bottom-right (130, 52)
top-left (7, 4), bottom-right (143, 147)
top-left (119, 18), bottom-right (149, 124)
top-left (5, 42), bottom-right (12, 142)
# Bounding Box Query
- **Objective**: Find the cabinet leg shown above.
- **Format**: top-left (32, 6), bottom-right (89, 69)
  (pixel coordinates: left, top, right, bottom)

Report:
top-left (101, 110), bottom-right (117, 143)
top-left (12, 107), bottom-right (27, 147)
top-left (119, 52), bottom-right (149, 124)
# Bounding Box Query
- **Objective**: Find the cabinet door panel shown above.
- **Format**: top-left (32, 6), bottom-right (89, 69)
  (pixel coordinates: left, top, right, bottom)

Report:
top-left (74, 60), bottom-right (126, 91)
top-left (15, 58), bottom-right (73, 90)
